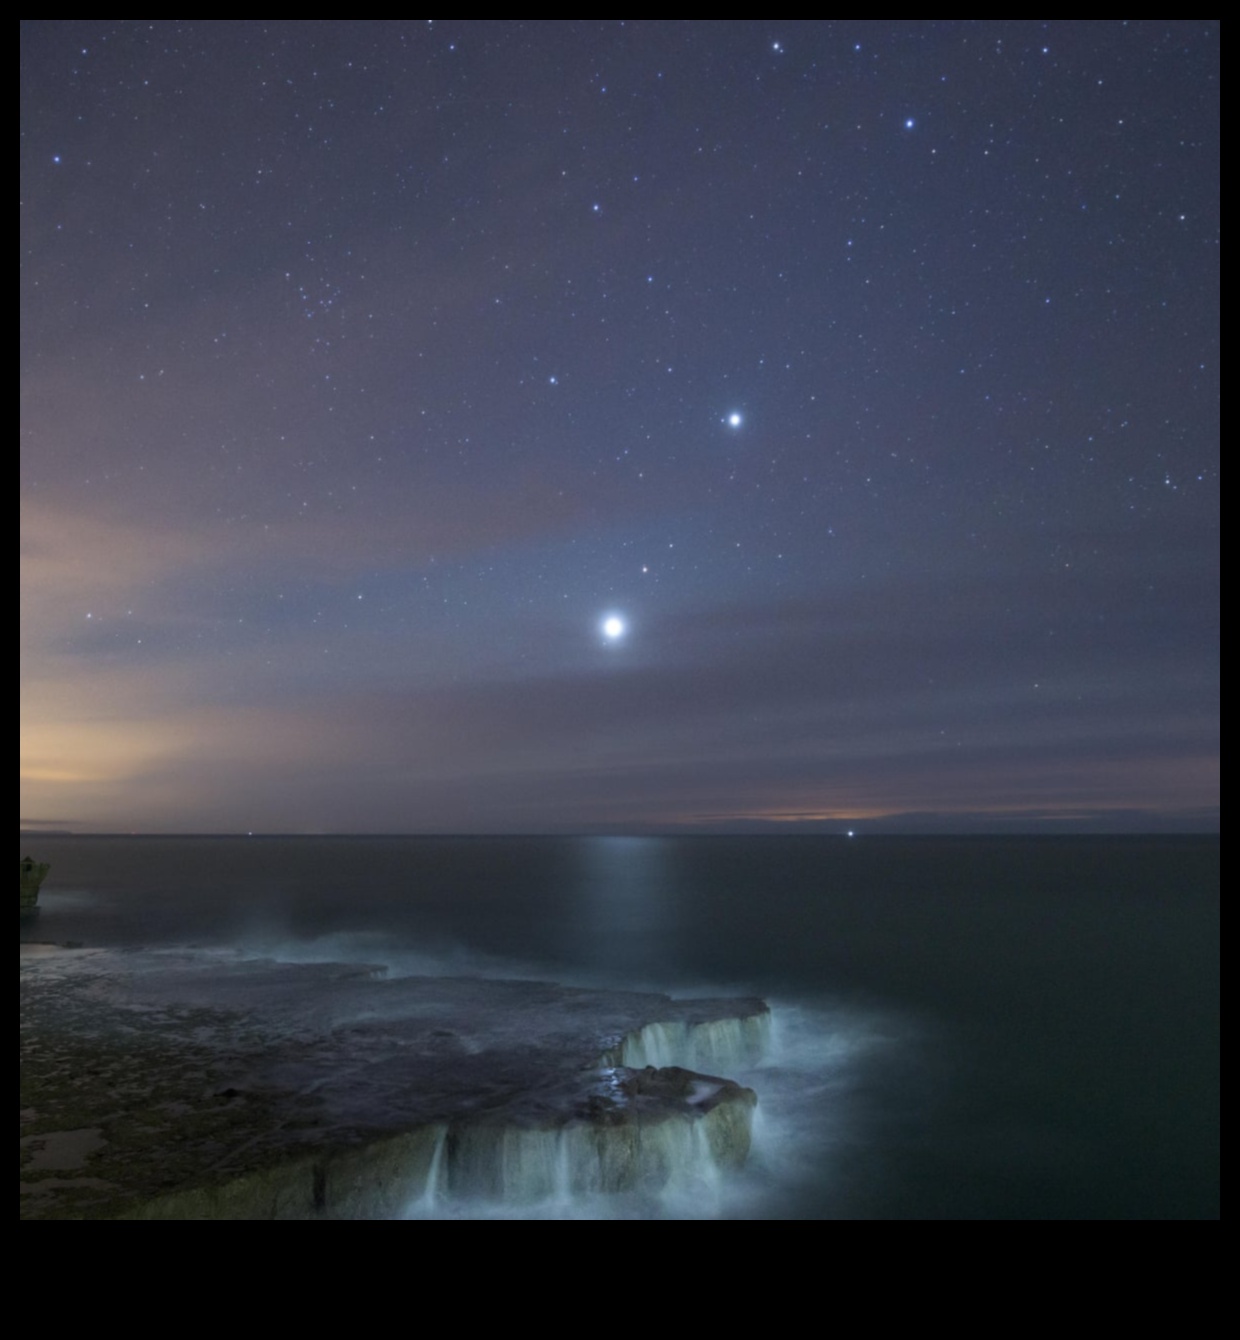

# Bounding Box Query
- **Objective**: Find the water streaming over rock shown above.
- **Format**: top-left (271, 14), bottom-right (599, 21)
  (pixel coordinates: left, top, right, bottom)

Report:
top-left (615, 1012), bottom-right (773, 1072)
top-left (400, 1014), bottom-right (771, 1216)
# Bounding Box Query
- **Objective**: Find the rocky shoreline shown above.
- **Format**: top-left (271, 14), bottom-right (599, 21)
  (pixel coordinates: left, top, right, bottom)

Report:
top-left (21, 943), bottom-right (768, 1219)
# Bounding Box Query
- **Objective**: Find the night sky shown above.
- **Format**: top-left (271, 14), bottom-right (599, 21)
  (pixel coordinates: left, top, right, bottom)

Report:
top-left (20, 21), bottom-right (1219, 834)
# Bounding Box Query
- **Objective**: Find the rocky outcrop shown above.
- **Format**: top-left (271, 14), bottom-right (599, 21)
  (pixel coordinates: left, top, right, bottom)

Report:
top-left (21, 945), bottom-right (768, 1219)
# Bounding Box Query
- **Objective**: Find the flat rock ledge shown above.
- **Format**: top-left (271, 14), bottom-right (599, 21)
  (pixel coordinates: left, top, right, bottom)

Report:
top-left (20, 944), bottom-right (768, 1219)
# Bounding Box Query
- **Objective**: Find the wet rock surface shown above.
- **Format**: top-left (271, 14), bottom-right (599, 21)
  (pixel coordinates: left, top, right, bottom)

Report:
top-left (20, 943), bottom-right (767, 1218)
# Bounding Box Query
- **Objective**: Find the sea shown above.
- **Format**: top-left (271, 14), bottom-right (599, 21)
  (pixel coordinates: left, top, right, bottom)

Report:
top-left (20, 833), bottom-right (1219, 1220)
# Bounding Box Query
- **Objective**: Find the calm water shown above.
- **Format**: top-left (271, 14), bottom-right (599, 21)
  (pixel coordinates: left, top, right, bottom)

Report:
top-left (20, 834), bottom-right (1220, 1219)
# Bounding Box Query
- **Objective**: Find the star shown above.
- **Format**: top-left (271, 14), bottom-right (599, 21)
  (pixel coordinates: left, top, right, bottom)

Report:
top-left (727, 412), bottom-right (743, 428)
top-left (601, 614), bottom-right (626, 641)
